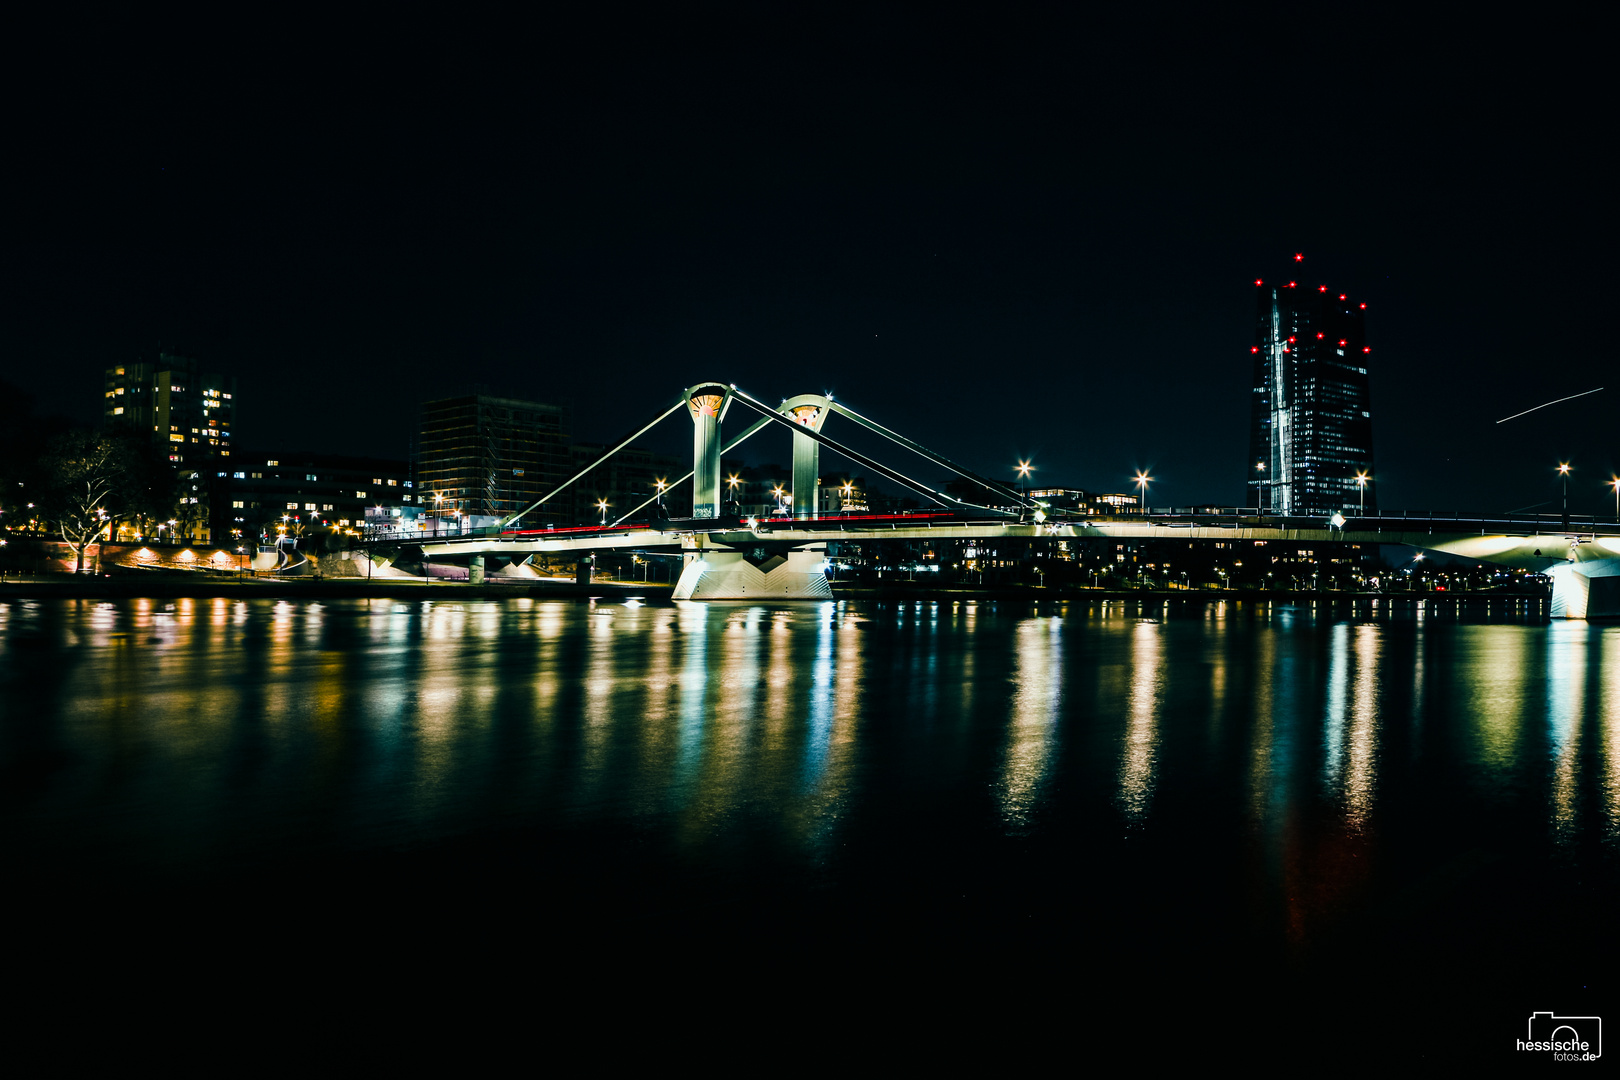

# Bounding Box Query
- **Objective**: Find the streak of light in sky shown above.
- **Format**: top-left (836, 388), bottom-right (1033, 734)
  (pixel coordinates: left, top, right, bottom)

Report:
top-left (1495, 387), bottom-right (1604, 424)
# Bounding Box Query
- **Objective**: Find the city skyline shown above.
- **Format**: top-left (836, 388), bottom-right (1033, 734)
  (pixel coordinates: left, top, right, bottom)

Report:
top-left (4, 10), bottom-right (1613, 515)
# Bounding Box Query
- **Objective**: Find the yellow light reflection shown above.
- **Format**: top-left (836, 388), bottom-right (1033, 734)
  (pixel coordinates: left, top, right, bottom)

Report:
top-left (1001, 616), bottom-right (1065, 831)
top-left (1117, 620), bottom-right (1162, 822)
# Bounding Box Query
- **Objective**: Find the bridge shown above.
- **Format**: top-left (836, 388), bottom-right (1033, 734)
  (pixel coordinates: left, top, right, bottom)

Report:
top-left (370, 382), bottom-right (1620, 618)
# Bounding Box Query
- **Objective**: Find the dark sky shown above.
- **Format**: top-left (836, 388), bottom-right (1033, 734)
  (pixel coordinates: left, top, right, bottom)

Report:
top-left (5, 9), bottom-right (1614, 516)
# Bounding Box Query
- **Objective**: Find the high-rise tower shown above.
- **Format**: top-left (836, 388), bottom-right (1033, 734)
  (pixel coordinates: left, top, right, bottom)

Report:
top-left (1246, 257), bottom-right (1376, 516)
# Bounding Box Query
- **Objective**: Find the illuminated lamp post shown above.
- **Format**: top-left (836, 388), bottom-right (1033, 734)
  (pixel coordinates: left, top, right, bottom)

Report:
top-left (1558, 462), bottom-right (1571, 530)
top-left (1609, 477), bottom-right (1620, 522)
top-left (1134, 471), bottom-right (1153, 515)
top-left (655, 479), bottom-right (667, 516)
top-left (841, 482), bottom-right (853, 513)
top-left (1355, 471), bottom-right (1368, 515)
top-left (772, 485), bottom-right (786, 515)
top-left (597, 499), bottom-right (610, 525)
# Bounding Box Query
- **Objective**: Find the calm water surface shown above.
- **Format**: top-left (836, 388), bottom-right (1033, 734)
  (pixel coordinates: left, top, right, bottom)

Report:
top-left (3, 596), bottom-right (1616, 1047)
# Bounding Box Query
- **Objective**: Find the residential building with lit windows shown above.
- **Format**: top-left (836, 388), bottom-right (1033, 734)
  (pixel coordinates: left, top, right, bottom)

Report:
top-left (1246, 257), bottom-right (1376, 516)
top-left (211, 452), bottom-right (413, 543)
top-left (103, 352), bottom-right (236, 464)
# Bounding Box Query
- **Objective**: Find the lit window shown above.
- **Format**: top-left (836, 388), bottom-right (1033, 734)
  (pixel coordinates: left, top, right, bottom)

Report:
top-left (356, 492), bottom-right (366, 498)
top-left (113, 406), bottom-right (124, 415)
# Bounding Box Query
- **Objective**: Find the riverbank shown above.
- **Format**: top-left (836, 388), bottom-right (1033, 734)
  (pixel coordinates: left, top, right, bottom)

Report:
top-left (0, 574), bottom-right (673, 600)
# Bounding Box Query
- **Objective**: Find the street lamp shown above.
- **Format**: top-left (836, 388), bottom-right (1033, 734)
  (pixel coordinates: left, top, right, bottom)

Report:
top-left (1355, 471), bottom-right (1368, 515)
top-left (1609, 477), bottom-right (1620, 522)
top-left (1134, 471), bottom-right (1153, 514)
top-left (597, 499), bottom-right (610, 525)
top-left (772, 485), bottom-right (786, 515)
top-left (1558, 462), bottom-right (1571, 528)
top-left (655, 478), bottom-right (667, 512)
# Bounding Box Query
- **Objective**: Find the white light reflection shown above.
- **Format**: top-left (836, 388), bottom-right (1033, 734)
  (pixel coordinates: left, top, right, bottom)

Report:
top-left (1323, 623), bottom-right (1381, 831)
top-left (1600, 627), bottom-right (1620, 846)
top-left (672, 602), bottom-right (710, 801)
top-left (1546, 621), bottom-right (1588, 844)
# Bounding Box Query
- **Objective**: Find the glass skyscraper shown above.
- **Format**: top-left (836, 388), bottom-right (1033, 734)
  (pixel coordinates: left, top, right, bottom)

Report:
top-left (1246, 261), bottom-right (1376, 516)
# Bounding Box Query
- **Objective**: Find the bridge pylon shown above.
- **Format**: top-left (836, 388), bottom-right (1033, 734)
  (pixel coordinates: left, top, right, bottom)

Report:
top-left (782, 394), bottom-right (831, 520)
top-left (687, 382), bottom-right (733, 519)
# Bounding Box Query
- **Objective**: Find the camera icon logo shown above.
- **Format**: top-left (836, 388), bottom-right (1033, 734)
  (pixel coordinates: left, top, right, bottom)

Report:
top-left (1523, 1012), bottom-right (1602, 1058)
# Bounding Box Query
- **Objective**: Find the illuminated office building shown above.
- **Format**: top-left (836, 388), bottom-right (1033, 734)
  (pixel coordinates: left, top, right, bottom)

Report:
top-left (1246, 259), bottom-right (1376, 515)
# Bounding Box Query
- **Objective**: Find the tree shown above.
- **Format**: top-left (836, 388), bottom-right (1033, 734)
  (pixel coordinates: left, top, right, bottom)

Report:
top-left (103, 421), bottom-right (179, 540)
top-left (41, 430), bottom-right (130, 573)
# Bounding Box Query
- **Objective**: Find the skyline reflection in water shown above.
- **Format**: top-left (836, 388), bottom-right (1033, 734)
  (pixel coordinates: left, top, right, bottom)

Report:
top-left (3, 595), bottom-right (1618, 1005)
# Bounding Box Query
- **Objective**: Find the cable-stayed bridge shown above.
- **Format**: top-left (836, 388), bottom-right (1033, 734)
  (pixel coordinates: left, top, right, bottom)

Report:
top-left (371, 382), bottom-right (1620, 617)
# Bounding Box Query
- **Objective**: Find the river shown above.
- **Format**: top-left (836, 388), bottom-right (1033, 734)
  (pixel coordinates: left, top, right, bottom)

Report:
top-left (2, 596), bottom-right (1614, 1057)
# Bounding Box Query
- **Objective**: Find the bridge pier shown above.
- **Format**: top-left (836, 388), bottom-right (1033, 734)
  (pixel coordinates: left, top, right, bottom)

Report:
top-left (672, 545), bottom-right (832, 600)
top-left (1548, 558), bottom-right (1620, 619)
top-left (470, 554), bottom-right (485, 585)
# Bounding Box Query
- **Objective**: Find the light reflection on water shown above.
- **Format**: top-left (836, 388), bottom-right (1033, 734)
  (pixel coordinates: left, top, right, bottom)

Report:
top-left (2, 596), bottom-right (1618, 956)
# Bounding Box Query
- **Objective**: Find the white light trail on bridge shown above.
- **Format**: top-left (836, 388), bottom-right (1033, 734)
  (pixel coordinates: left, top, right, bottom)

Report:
top-left (1496, 386), bottom-right (1604, 423)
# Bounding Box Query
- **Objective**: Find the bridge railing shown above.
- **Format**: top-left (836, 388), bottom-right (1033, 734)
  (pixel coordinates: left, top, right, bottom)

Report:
top-left (1117, 507), bottom-right (1616, 534)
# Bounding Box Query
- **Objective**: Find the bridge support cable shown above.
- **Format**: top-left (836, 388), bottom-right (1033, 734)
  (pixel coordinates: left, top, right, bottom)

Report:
top-left (822, 398), bottom-right (1030, 509)
top-left (500, 393), bottom-right (691, 528)
top-left (608, 415), bottom-right (777, 528)
top-left (727, 387), bottom-right (1018, 517)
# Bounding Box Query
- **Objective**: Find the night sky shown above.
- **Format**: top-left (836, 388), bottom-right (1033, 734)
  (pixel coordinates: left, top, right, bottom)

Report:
top-left (5, 10), bottom-right (1613, 516)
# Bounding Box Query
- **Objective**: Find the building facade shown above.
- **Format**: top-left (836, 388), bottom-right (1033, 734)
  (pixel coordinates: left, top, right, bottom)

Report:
top-left (1246, 263), bottom-right (1376, 516)
top-left (418, 394), bottom-right (570, 522)
top-left (213, 451), bottom-right (414, 543)
top-left (103, 352), bottom-right (237, 465)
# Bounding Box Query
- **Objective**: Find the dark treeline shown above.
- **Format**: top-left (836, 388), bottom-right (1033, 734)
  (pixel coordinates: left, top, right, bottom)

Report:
top-left (0, 377), bottom-right (183, 572)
